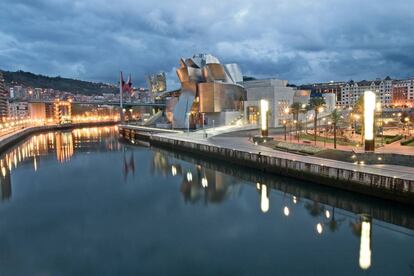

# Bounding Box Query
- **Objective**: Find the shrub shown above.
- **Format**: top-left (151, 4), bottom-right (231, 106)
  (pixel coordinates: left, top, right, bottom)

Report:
top-left (385, 135), bottom-right (403, 144)
top-left (401, 137), bottom-right (414, 146)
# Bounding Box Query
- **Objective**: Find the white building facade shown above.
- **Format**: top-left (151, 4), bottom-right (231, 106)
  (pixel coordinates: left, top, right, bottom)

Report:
top-left (243, 79), bottom-right (295, 128)
top-left (338, 77), bottom-right (393, 107)
top-left (8, 102), bottom-right (29, 119)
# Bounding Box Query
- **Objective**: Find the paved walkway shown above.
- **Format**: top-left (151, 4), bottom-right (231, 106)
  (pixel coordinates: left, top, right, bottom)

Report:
top-left (270, 133), bottom-right (414, 155)
top-left (154, 131), bottom-right (414, 181)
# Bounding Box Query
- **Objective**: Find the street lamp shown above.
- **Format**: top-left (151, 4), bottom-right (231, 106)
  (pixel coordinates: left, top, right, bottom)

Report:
top-left (186, 112), bottom-right (190, 134)
top-left (325, 121), bottom-right (332, 147)
top-left (364, 91), bottom-right (376, 151)
top-left (293, 119), bottom-right (299, 142)
top-left (283, 119), bottom-right (287, 141)
top-left (404, 117), bottom-right (410, 136)
top-left (260, 99), bottom-right (269, 137)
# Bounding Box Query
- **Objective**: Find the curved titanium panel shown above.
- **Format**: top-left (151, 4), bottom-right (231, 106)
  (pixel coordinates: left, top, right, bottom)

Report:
top-left (176, 67), bottom-right (189, 83)
top-left (224, 64), bottom-right (243, 83)
top-left (202, 64), bottom-right (226, 82)
top-left (198, 82), bottom-right (246, 112)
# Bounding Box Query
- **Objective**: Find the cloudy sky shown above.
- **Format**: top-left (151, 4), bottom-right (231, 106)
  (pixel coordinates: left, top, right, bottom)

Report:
top-left (1, 0), bottom-right (413, 88)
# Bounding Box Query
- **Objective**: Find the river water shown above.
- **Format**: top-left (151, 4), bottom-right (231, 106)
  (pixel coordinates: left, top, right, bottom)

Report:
top-left (0, 126), bottom-right (413, 275)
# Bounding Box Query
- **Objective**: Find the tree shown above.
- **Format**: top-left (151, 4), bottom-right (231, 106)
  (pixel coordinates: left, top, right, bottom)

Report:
top-left (308, 97), bottom-right (326, 144)
top-left (330, 109), bottom-right (341, 149)
top-left (290, 102), bottom-right (302, 121)
top-left (353, 96), bottom-right (364, 144)
top-left (290, 103), bottom-right (302, 141)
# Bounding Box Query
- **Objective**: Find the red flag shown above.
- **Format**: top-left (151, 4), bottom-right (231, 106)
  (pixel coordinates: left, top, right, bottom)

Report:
top-left (121, 72), bottom-right (132, 93)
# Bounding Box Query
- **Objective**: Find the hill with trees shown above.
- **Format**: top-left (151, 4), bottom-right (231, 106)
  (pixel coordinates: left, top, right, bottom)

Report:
top-left (1, 70), bottom-right (117, 95)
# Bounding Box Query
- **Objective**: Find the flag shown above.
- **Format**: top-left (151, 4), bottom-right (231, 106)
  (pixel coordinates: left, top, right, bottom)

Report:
top-left (120, 71), bottom-right (133, 93)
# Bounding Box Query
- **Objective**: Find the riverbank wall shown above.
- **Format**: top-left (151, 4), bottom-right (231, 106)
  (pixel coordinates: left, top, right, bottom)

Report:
top-left (119, 126), bottom-right (414, 206)
top-left (153, 147), bottom-right (414, 230)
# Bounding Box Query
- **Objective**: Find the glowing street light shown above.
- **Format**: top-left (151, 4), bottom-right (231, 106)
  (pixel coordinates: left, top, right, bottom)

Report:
top-left (364, 91), bottom-right (376, 151)
top-left (260, 99), bottom-right (269, 137)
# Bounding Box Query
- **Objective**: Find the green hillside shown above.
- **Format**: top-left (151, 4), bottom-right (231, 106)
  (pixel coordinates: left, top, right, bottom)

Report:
top-left (1, 70), bottom-right (117, 95)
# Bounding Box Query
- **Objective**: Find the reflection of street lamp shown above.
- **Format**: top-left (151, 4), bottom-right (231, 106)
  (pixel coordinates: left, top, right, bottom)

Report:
top-left (316, 223), bottom-right (323, 234)
top-left (171, 165), bottom-right (177, 176)
top-left (260, 184), bottom-right (269, 213)
top-left (201, 177), bottom-right (208, 188)
top-left (359, 216), bottom-right (372, 270)
top-left (364, 91), bottom-right (376, 151)
top-left (283, 206), bottom-right (290, 216)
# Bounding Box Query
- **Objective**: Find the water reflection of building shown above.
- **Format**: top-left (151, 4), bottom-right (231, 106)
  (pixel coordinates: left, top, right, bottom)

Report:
top-left (0, 162), bottom-right (11, 200)
top-left (55, 131), bottom-right (74, 163)
top-left (179, 168), bottom-right (236, 205)
top-left (0, 126), bottom-right (120, 202)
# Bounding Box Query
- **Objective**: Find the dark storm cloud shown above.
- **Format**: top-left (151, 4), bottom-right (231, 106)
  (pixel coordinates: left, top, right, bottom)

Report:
top-left (0, 0), bottom-right (414, 88)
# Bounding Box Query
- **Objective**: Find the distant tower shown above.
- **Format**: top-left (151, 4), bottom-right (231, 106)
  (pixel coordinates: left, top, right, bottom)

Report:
top-left (0, 72), bottom-right (9, 122)
top-left (146, 72), bottom-right (167, 94)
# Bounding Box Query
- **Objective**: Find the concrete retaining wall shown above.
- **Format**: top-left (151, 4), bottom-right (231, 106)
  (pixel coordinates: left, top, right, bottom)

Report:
top-left (145, 134), bottom-right (414, 206)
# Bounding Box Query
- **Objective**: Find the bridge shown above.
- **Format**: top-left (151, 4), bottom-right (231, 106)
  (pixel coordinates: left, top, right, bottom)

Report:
top-left (14, 99), bottom-right (167, 108)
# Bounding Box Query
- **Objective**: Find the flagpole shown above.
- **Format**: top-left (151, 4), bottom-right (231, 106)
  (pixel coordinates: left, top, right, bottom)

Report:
top-left (120, 71), bottom-right (124, 123)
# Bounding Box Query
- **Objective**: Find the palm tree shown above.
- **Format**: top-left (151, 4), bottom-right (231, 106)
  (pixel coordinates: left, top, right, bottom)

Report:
top-left (290, 102), bottom-right (302, 121)
top-left (290, 103), bottom-right (302, 141)
top-left (353, 96), bottom-right (364, 144)
top-left (330, 109), bottom-right (341, 149)
top-left (325, 207), bottom-right (345, 233)
top-left (309, 97), bottom-right (326, 144)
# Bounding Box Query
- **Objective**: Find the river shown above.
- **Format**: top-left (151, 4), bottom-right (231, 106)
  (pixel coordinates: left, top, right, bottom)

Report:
top-left (0, 126), bottom-right (413, 275)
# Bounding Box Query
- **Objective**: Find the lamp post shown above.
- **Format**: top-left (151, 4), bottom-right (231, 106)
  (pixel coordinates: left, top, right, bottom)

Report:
top-left (186, 112), bottom-right (190, 135)
top-left (294, 120), bottom-right (299, 142)
top-left (364, 91), bottom-right (376, 152)
top-left (260, 99), bottom-right (269, 137)
top-left (326, 121), bottom-right (332, 148)
top-left (404, 117), bottom-right (410, 136)
top-left (283, 120), bottom-right (287, 141)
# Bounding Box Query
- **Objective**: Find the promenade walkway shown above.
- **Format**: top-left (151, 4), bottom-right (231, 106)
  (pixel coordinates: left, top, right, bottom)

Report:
top-left (272, 133), bottom-right (414, 155)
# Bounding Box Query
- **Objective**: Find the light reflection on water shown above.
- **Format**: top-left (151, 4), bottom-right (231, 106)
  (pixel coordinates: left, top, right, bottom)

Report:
top-left (0, 126), bottom-right (413, 275)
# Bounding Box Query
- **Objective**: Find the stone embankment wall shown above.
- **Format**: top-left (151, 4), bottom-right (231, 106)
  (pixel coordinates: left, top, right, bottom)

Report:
top-left (147, 135), bottom-right (414, 206)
